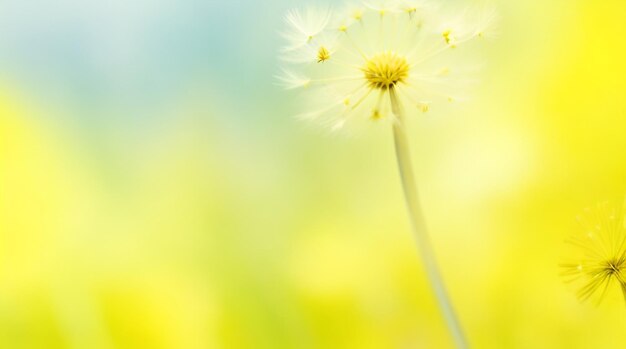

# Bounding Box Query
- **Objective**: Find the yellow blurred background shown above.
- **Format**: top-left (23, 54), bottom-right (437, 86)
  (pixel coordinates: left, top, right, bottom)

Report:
top-left (2, 0), bottom-right (626, 348)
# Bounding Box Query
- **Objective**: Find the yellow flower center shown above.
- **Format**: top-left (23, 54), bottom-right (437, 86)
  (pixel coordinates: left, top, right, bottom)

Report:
top-left (362, 52), bottom-right (410, 90)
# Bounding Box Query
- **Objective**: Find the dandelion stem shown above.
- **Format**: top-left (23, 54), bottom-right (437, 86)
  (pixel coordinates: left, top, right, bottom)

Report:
top-left (389, 88), bottom-right (468, 349)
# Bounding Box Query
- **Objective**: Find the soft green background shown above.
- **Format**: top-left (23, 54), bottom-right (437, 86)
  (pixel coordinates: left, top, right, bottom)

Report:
top-left (2, 0), bottom-right (626, 348)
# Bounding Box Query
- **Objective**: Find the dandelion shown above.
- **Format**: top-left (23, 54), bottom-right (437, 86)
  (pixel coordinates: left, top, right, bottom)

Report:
top-left (279, 1), bottom-right (495, 348)
top-left (278, 0), bottom-right (496, 131)
top-left (561, 199), bottom-right (626, 305)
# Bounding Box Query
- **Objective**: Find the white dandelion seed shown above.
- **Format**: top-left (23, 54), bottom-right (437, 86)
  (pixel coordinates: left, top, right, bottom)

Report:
top-left (276, 69), bottom-right (311, 90)
top-left (281, 7), bottom-right (333, 51)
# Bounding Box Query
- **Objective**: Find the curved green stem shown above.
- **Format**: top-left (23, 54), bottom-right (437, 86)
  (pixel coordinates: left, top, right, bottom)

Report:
top-left (389, 88), bottom-right (468, 349)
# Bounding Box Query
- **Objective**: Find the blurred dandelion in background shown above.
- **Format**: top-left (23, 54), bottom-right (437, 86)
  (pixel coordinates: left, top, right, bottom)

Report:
top-left (561, 199), bottom-right (626, 305)
top-left (279, 1), bottom-right (496, 347)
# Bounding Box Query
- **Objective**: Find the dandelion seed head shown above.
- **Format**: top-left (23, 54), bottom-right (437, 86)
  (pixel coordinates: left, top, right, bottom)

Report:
top-left (561, 200), bottom-right (626, 305)
top-left (278, 0), bottom-right (496, 132)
